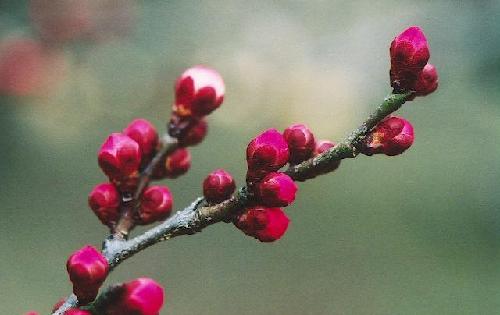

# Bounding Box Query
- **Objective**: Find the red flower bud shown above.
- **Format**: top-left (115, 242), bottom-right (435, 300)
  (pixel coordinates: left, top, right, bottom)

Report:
top-left (174, 65), bottom-right (225, 118)
top-left (104, 278), bottom-right (164, 315)
top-left (257, 172), bottom-right (297, 207)
top-left (65, 309), bottom-right (92, 315)
top-left (390, 26), bottom-right (430, 92)
top-left (178, 118), bottom-right (208, 146)
top-left (123, 119), bottom-right (158, 163)
top-left (203, 169), bottom-right (236, 203)
top-left (283, 123), bottom-right (315, 164)
top-left (98, 133), bottom-right (141, 183)
top-left (153, 148), bottom-right (192, 179)
top-left (246, 129), bottom-right (289, 182)
top-left (313, 139), bottom-right (341, 174)
top-left (234, 206), bottom-right (290, 242)
top-left (88, 183), bottom-right (120, 227)
top-left (361, 116), bottom-right (414, 156)
top-left (66, 245), bottom-right (109, 305)
top-left (138, 186), bottom-right (173, 224)
top-left (413, 63), bottom-right (438, 96)
top-left (24, 312), bottom-right (39, 315)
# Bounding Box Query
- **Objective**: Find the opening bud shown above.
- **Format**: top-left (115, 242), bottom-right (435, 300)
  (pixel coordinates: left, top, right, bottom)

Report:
top-left (203, 169), bottom-right (236, 204)
top-left (257, 172), bottom-right (297, 207)
top-left (88, 182), bottom-right (120, 227)
top-left (283, 123), bottom-right (316, 164)
top-left (138, 185), bottom-right (173, 224)
top-left (234, 206), bottom-right (290, 242)
top-left (123, 119), bottom-right (159, 164)
top-left (66, 245), bottom-right (109, 305)
top-left (174, 65), bottom-right (225, 118)
top-left (361, 116), bottom-right (414, 156)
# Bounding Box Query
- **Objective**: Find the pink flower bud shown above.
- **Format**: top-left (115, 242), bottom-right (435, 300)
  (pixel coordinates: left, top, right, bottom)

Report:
top-left (234, 207), bottom-right (290, 242)
top-left (65, 309), bottom-right (92, 315)
top-left (123, 119), bottom-right (158, 163)
top-left (361, 116), bottom-right (414, 156)
top-left (390, 26), bottom-right (430, 92)
top-left (24, 312), bottom-right (39, 315)
top-left (155, 147), bottom-right (192, 179)
top-left (313, 139), bottom-right (341, 173)
top-left (88, 183), bottom-right (120, 227)
top-left (283, 123), bottom-right (316, 164)
top-left (203, 169), bottom-right (236, 203)
top-left (98, 133), bottom-right (141, 183)
top-left (413, 63), bottom-right (438, 96)
top-left (138, 186), bottom-right (173, 224)
top-left (104, 278), bottom-right (164, 315)
top-left (257, 172), bottom-right (297, 207)
top-left (178, 118), bottom-right (208, 146)
top-left (246, 129), bottom-right (289, 182)
top-left (66, 245), bottom-right (109, 305)
top-left (174, 65), bottom-right (225, 118)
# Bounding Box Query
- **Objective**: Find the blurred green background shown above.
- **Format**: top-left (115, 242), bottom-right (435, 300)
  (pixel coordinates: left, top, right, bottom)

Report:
top-left (1, 1), bottom-right (500, 314)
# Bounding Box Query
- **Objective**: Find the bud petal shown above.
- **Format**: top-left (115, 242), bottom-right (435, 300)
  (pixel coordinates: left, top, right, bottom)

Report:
top-left (98, 133), bottom-right (141, 183)
top-left (234, 207), bottom-right (290, 242)
top-left (361, 116), bottom-right (414, 156)
top-left (66, 245), bottom-right (109, 305)
top-left (123, 119), bottom-right (158, 163)
top-left (257, 172), bottom-right (297, 207)
top-left (413, 63), bottom-right (438, 96)
top-left (283, 123), bottom-right (316, 164)
top-left (88, 182), bottom-right (120, 227)
top-left (203, 169), bottom-right (236, 203)
top-left (138, 185), bottom-right (173, 224)
top-left (174, 66), bottom-right (225, 118)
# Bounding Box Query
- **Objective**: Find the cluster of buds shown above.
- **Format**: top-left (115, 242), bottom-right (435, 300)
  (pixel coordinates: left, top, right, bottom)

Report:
top-left (359, 26), bottom-right (438, 157)
top-left (33, 26), bottom-right (440, 315)
top-left (91, 118), bottom-right (174, 229)
top-left (42, 277), bottom-right (164, 315)
top-left (61, 65), bottom-right (226, 312)
top-left (390, 26), bottom-right (438, 97)
top-left (168, 65), bottom-right (224, 146)
top-left (235, 124), bottom-right (339, 242)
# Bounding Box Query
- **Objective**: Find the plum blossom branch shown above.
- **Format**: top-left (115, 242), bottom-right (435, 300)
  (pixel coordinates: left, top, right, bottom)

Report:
top-left (52, 91), bottom-right (411, 315)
